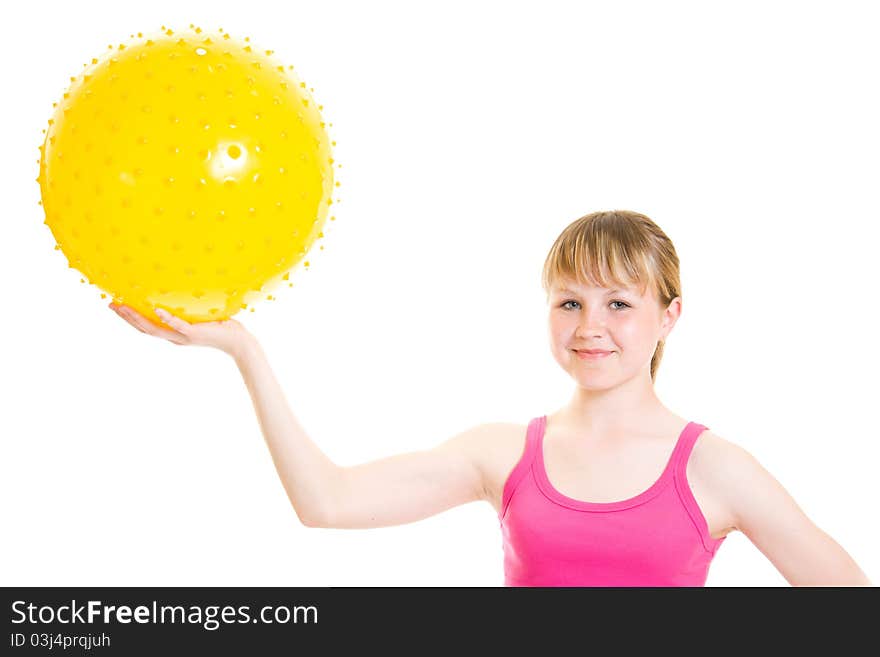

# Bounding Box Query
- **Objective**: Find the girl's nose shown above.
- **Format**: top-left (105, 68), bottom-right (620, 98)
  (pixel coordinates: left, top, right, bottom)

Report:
top-left (575, 306), bottom-right (607, 335)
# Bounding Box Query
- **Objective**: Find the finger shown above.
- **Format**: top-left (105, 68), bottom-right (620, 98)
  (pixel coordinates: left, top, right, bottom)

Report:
top-left (111, 305), bottom-right (147, 333)
top-left (117, 306), bottom-right (161, 334)
top-left (117, 305), bottom-right (187, 342)
top-left (154, 307), bottom-right (192, 335)
top-left (114, 304), bottom-right (156, 328)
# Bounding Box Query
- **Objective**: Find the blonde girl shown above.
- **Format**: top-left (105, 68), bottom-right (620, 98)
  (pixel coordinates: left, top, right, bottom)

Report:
top-left (110, 209), bottom-right (870, 586)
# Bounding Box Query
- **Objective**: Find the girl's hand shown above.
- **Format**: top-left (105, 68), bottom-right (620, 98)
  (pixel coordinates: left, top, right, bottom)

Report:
top-left (109, 303), bottom-right (254, 359)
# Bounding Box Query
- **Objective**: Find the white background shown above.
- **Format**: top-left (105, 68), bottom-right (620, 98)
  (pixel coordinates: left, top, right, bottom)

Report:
top-left (2, 0), bottom-right (877, 587)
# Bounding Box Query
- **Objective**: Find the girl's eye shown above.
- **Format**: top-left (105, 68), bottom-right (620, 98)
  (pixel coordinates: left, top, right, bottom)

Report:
top-left (560, 300), bottom-right (629, 310)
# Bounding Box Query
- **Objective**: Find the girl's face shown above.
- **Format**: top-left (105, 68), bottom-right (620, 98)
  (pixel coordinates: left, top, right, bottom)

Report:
top-left (547, 277), bottom-right (680, 390)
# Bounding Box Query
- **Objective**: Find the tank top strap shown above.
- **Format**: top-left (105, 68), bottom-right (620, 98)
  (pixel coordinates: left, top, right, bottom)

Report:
top-left (499, 416), bottom-right (546, 522)
top-left (671, 421), bottom-right (709, 477)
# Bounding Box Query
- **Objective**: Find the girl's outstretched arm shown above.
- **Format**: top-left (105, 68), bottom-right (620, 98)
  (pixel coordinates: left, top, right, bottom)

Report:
top-left (705, 436), bottom-right (872, 586)
top-left (110, 303), bottom-right (493, 529)
top-left (232, 334), bottom-right (492, 529)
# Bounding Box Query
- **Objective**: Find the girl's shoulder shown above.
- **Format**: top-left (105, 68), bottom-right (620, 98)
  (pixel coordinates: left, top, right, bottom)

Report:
top-left (688, 427), bottom-right (758, 533)
top-left (463, 422), bottom-right (532, 513)
top-left (689, 427), bottom-right (754, 480)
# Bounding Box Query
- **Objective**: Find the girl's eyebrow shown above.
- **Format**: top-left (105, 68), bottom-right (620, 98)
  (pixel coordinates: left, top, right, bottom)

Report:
top-left (555, 287), bottom-right (633, 295)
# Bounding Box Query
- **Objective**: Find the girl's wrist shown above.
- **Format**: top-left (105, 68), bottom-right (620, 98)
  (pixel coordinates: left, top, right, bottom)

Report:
top-left (229, 330), bottom-right (260, 364)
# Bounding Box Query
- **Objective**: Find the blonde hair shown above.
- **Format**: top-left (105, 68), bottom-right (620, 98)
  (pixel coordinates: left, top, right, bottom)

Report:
top-left (541, 210), bottom-right (681, 381)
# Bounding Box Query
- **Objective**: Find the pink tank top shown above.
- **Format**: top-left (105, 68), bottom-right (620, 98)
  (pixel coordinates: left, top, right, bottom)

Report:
top-left (499, 416), bottom-right (727, 586)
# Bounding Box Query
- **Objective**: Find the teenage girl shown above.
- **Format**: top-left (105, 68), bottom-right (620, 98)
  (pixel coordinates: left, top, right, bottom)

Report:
top-left (110, 210), bottom-right (871, 586)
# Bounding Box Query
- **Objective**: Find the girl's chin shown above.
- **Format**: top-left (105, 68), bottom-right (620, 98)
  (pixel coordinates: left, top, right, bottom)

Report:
top-left (571, 372), bottom-right (614, 388)
top-left (567, 364), bottom-right (634, 387)
top-left (575, 379), bottom-right (613, 389)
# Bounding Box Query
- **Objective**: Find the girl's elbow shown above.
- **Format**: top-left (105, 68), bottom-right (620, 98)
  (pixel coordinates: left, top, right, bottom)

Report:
top-left (293, 501), bottom-right (335, 528)
top-left (298, 509), bottom-right (333, 528)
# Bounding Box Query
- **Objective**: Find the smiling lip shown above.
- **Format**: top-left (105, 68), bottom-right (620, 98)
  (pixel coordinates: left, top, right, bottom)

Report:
top-left (574, 349), bottom-right (613, 360)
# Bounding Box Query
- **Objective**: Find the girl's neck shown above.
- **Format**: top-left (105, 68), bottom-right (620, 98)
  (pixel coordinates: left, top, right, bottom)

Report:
top-left (554, 373), bottom-right (672, 438)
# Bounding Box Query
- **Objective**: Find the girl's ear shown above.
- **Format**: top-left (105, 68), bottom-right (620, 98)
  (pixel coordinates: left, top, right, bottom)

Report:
top-left (661, 297), bottom-right (682, 337)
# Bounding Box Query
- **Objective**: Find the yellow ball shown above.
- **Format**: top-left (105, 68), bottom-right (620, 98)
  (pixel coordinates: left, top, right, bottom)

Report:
top-left (38, 27), bottom-right (334, 323)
